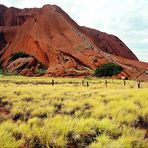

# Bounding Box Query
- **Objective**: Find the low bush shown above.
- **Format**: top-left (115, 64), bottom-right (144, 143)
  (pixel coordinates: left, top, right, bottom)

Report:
top-left (0, 69), bottom-right (3, 75)
top-left (4, 71), bottom-right (18, 76)
top-left (95, 63), bottom-right (123, 77)
top-left (34, 62), bottom-right (48, 75)
top-left (0, 61), bottom-right (4, 75)
top-left (34, 68), bottom-right (47, 75)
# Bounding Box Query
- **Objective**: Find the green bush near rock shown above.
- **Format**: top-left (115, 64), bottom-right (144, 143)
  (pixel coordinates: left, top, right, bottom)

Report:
top-left (95, 63), bottom-right (123, 77)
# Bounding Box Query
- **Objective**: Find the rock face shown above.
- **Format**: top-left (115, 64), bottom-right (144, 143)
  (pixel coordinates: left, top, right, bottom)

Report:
top-left (0, 4), bottom-right (148, 80)
top-left (82, 27), bottom-right (138, 60)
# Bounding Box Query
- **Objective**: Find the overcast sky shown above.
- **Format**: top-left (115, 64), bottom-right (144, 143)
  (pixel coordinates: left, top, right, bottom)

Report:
top-left (0, 0), bottom-right (148, 62)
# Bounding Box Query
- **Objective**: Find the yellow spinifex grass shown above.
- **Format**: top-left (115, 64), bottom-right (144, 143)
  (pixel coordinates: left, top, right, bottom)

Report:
top-left (0, 76), bottom-right (147, 147)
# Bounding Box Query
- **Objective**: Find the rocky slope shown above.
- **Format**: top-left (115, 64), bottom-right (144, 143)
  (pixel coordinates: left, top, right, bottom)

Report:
top-left (0, 4), bottom-right (148, 80)
top-left (82, 27), bottom-right (138, 60)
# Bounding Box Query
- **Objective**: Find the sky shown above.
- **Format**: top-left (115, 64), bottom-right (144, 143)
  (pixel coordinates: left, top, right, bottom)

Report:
top-left (0, 0), bottom-right (148, 62)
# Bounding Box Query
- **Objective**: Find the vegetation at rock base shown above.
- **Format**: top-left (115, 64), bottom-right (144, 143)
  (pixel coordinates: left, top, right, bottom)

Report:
top-left (95, 63), bottom-right (123, 77)
top-left (0, 61), bottom-right (3, 75)
top-left (34, 62), bottom-right (48, 75)
top-left (34, 68), bottom-right (47, 75)
top-left (0, 69), bottom-right (3, 75)
top-left (0, 76), bottom-right (147, 147)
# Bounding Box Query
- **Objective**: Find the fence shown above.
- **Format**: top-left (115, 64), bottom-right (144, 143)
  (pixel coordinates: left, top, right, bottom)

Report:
top-left (0, 79), bottom-right (144, 88)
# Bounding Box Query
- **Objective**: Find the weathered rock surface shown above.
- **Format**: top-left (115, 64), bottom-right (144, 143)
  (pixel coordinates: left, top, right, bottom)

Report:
top-left (0, 4), bottom-right (148, 80)
top-left (82, 27), bottom-right (138, 60)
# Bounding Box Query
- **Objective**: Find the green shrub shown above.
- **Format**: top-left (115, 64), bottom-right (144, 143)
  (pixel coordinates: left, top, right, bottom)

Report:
top-left (95, 63), bottom-right (123, 77)
top-left (4, 71), bottom-right (18, 76)
top-left (34, 62), bottom-right (48, 75)
top-left (34, 68), bottom-right (47, 75)
top-left (9, 52), bottom-right (30, 62)
top-left (0, 69), bottom-right (3, 75)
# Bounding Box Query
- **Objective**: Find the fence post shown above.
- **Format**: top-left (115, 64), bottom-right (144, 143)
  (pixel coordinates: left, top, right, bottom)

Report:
top-left (82, 80), bottom-right (84, 86)
top-left (138, 80), bottom-right (140, 88)
top-left (87, 81), bottom-right (89, 87)
top-left (52, 79), bottom-right (54, 86)
top-left (105, 80), bottom-right (108, 87)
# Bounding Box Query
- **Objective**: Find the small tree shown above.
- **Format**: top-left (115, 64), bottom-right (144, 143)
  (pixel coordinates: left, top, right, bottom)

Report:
top-left (95, 63), bottom-right (123, 77)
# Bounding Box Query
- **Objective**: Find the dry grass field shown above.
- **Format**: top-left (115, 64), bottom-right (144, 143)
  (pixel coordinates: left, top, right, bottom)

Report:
top-left (0, 76), bottom-right (148, 148)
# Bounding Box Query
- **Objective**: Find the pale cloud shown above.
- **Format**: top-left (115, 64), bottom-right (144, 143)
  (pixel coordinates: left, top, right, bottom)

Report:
top-left (0, 0), bottom-right (12, 6)
top-left (0, 0), bottom-right (148, 62)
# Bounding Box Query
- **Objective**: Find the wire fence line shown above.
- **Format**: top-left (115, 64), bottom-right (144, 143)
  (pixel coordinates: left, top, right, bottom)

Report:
top-left (0, 79), bottom-right (146, 88)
